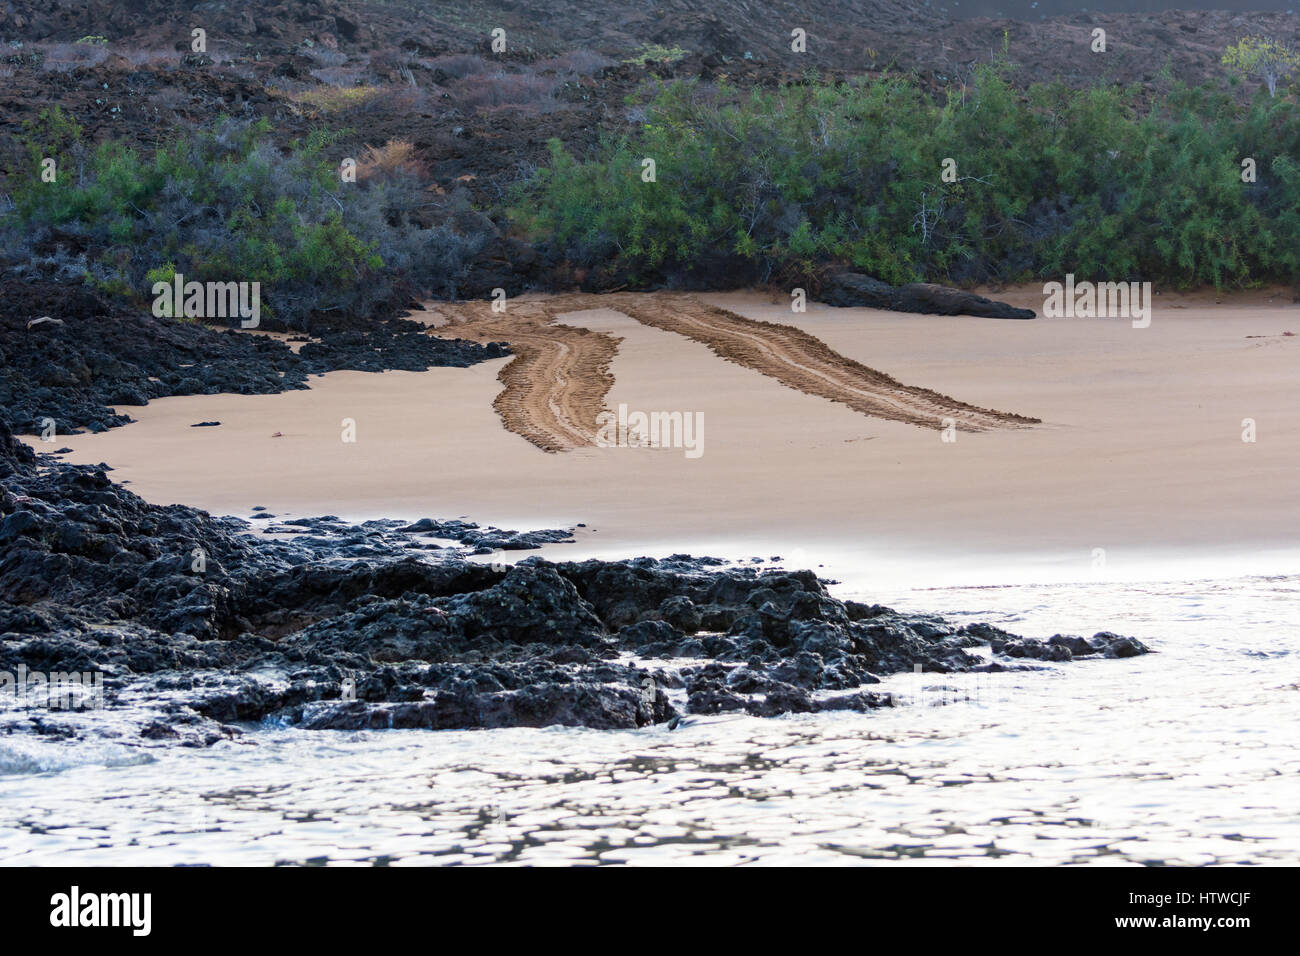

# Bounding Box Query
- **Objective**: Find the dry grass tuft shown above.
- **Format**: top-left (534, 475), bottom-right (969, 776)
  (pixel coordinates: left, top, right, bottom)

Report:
top-left (356, 139), bottom-right (429, 183)
top-left (290, 84), bottom-right (384, 116)
top-left (448, 71), bottom-right (558, 111)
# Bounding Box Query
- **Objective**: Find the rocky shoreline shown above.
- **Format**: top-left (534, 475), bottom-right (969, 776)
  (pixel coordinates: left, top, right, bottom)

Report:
top-left (1, 411), bottom-right (1150, 749)
top-left (0, 282), bottom-right (1149, 750)
top-left (0, 280), bottom-right (509, 436)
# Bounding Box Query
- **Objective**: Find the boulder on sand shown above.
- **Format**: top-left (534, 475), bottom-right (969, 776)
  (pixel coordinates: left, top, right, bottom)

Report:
top-left (820, 270), bottom-right (1036, 319)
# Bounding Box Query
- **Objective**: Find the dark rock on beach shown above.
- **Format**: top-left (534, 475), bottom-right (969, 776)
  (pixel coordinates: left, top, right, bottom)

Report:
top-left (820, 270), bottom-right (1036, 319)
top-left (0, 279), bottom-right (509, 438)
top-left (400, 516), bottom-right (575, 551)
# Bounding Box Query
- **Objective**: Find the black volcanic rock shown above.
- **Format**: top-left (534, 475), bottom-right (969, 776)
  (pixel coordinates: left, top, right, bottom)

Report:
top-left (820, 270), bottom-right (1036, 319)
top-left (0, 422), bottom-right (1149, 746)
top-left (0, 280), bottom-right (508, 438)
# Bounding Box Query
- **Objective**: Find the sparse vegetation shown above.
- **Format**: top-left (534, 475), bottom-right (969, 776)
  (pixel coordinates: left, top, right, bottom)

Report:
top-left (355, 139), bottom-right (429, 184)
top-left (290, 84), bottom-right (385, 117)
top-left (623, 44), bottom-right (689, 66)
top-left (451, 71), bottom-right (558, 111)
top-left (2, 111), bottom-right (489, 327)
top-left (1222, 36), bottom-right (1300, 98)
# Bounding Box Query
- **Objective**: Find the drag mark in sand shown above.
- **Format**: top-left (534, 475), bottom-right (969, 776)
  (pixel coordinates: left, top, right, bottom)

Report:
top-left (419, 292), bottom-right (1037, 452)
top-left (608, 293), bottom-right (1040, 432)
top-left (423, 297), bottom-right (619, 452)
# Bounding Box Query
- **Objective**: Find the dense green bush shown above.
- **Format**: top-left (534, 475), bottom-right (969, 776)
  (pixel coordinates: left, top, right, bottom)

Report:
top-left (516, 66), bottom-right (1300, 288)
top-left (2, 110), bottom-right (484, 327)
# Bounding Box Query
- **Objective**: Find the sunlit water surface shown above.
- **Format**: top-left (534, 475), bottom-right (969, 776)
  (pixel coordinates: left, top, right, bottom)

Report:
top-left (2, 574), bottom-right (1298, 866)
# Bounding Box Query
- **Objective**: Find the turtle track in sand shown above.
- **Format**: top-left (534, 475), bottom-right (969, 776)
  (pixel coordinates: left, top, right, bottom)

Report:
top-left (421, 293), bottom-right (1037, 452)
top-left (422, 296), bottom-right (617, 453)
top-left (605, 293), bottom-right (1040, 433)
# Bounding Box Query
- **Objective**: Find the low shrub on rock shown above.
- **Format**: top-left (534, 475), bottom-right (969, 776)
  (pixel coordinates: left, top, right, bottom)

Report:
top-left (3, 110), bottom-right (490, 328)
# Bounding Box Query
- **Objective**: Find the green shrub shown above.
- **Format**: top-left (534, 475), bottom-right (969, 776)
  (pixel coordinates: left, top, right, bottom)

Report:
top-left (516, 67), bottom-right (1300, 288)
top-left (623, 44), bottom-right (689, 65)
top-left (3, 113), bottom-right (483, 326)
top-left (1222, 36), bottom-right (1300, 98)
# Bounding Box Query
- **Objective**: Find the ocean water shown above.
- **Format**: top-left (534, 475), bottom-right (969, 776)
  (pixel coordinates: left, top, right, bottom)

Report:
top-left (1, 573), bottom-right (1297, 866)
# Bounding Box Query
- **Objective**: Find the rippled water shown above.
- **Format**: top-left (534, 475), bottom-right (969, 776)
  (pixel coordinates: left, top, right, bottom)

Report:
top-left (2, 574), bottom-right (1298, 866)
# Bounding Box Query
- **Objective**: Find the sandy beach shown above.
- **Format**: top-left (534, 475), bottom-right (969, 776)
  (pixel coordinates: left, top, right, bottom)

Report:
top-left (40, 288), bottom-right (1300, 586)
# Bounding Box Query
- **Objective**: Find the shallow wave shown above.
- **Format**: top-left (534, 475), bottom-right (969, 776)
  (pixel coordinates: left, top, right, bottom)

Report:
top-left (0, 574), bottom-right (1295, 865)
top-left (0, 736), bottom-right (156, 777)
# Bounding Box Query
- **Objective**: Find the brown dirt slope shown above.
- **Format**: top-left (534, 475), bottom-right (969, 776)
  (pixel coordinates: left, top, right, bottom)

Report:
top-left (3, 1), bottom-right (1293, 88)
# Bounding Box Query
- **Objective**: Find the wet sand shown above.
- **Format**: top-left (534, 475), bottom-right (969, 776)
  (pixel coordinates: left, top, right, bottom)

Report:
top-left (40, 289), bottom-right (1300, 586)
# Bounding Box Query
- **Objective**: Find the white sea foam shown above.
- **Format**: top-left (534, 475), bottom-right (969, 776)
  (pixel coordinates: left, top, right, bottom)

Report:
top-left (0, 573), bottom-right (1295, 865)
